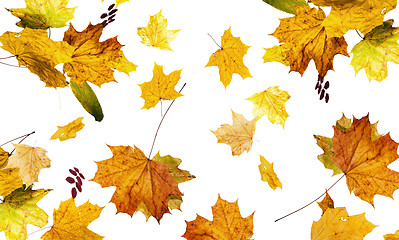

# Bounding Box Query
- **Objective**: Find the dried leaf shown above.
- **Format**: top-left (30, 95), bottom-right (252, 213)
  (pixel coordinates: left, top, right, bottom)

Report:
top-left (50, 117), bottom-right (85, 141)
top-left (317, 192), bottom-right (334, 215)
top-left (262, 0), bottom-right (308, 14)
top-left (0, 168), bottom-right (23, 197)
top-left (258, 155), bottom-right (282, 190)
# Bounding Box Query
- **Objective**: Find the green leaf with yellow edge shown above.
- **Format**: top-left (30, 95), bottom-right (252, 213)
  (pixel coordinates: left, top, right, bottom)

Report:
top-left (70, 81), bottom-right (104, 122)
top-left (7, 0), bottom-right (76, 29)
top-left (137, 10), bottom-right (180, 51)
top-left (311, 0), bottom-right (396, 38)
top-left (206, 27), bottom-right (252, 88)
top-left (63, 23), bottom-right (134, 87)
top-left (263, 44), bottom-right (292, 66)
top-left (258, 155), bottom-right (282, 190)
top-left (0, 186), bottom-right (50, 240)
top-left (41, 198), bottom-right (104, 240)
top-left (0, 148), bottom-right (9, 169)
top-left (0, 28), bottom-right (74, 88)
top-left (50, 117), bottom-right (85, 141)
top-left (152, 152), bottom-right (195, 183)
top-left (246, 86), bottom-right (290, 128)
top-left (139, 63), bottom-right (183, 109)
top-left (262, 0), bottom-right (308, 15)
top-left (384, 230), bottom-right (399, 240)
top-left (351, 20), bottom-right (399, 82)
top-left (0, 168), bottom-right (23, 198)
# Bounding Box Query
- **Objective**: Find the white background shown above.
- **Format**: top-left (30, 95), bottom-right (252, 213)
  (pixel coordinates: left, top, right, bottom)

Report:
top-left (1, 0), bottom-right (399, 239)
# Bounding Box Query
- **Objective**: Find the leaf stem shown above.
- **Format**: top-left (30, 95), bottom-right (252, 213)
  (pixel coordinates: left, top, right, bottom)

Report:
top-left (18, 225), bottom-right (52, 240)
top-left (1, 131), bottom-right (35, 147)
top-left (0, 55), bottom-right (16, 60)
top-left (207, 33), bottom-right (222, 49)
top-left (274, 174), bottom-right (345, 222)
top-left (355, 29), bottom-right (364, 40)
top-left (0, 61), bottom-right (25, 68)
top-left (148, 83), bottom-right (186, 160)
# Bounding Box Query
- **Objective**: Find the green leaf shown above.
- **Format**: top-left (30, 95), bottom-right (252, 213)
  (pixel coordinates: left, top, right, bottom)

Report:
top-left (262, 0), bottom-right (308, 15)
top-left (70, 81), bottom-right (104, 122)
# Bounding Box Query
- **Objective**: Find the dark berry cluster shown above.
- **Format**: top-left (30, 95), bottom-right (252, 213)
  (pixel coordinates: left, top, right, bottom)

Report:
top-left (101, 3), bottom-right (118, 27)
top-left (66, 167), bottom-right (85, 199)
top-left (315, 75), bottom-right (330, 103)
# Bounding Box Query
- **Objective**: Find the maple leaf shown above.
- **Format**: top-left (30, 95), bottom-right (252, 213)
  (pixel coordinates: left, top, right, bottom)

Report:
top-left (269, 7), bottom-right (349, 78)
top-left (50, 117), bottom-right (85, 141)
top-left (212, 110), bottom-right (256, 156)
top-left (70, 81), bottom-right (104, 121)
top-left (0, 168), bottom-right (23, 198)
top-left (262, 0), bottom-right (308, 14)
top-left (101, 0), bottom-right (129, 6)
top-left (63, 23), bottom-right (134, 87)
top-left (137, 10), bottom-right (180, 51)
top-left (0, 186), bottom-right (50, 240)
top-left (311, 198), bottom-right (375, 239)
top-left (246, 86), bottom-right (290, 128)
top-left (91, 145), bottom-right (184, 221)
top-left (7, 0), bottom-right (76, 29)
top-left (183, 195), bottom-right (254, 240)
top-left (6, 144), bottom-right (51, 186)
top-left (385, 230), bottom-right (399, 239)
top-left (258, 155), bottom-right (282, 190)
top-left (317, 192), bottom-right (334, 215)
top-left (328, 115), bottom-right (399, 206)
top-left (0, 28), bottom-right (74, 88)
top-left (41, 198), bottom-right (104, 240)
top-left (206, 27), bottom-right (252, 88)
top-left (139, 63), bottom-right (183, 109)
top-left (108, 50), bottom-right (137, 75)
top-left (262, 43), bottom-right (292, 66)
top-left (351, 20), bottom-right (399, 82)
top-left (0, 147), bottom-right (9, 169)
top-left (311, 0), bottom-right (397, 38)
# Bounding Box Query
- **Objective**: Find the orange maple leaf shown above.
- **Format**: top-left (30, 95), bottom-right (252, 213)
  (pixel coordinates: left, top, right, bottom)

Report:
top-left (183, 195), bottom-right (254, 239)
top-left (206, 27), bottom-right (252, 88)
top-left (331, 115), bottom-right (399, 206)
top-left (41, 198), bottom-right (104, 240)
top-left (267, 7), bottom-right (349, 78)
top-left (91, 145), bottom-right (183, 221)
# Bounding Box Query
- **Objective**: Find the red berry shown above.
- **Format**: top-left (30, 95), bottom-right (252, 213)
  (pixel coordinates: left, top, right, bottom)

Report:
top-left (74, 167), bottom-right (80, 173)
top-left (108, 3), bottom-right (115, 11)
top-left (66, 177), bottom-right (75, 184)
top-left (76, 176), bottom-right (82, 186)
top-left (325, 93), bottom-right (330, 103)
top-left (79, 172), bottom-right (85, 180)
top-left (71, 188), bottom-right (77, 199)
top-left (76, 182), bottom-right (82, 192)
top-left (101, 13), bottom-right (108, 19)
top-left (324, 81), bottom-right (330, 89)
top-left (320, 89), bottom-right (325, 100)
top-left (69, 169), bottom-right (77, 176)
top-left (108, 19), bottom-right (115, 24)
top-left (109, 9), bottom-right (118, 15)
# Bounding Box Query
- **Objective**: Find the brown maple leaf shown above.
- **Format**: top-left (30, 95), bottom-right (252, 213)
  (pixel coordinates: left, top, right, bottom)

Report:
top-left (331, 115), bottom-right (399, 206)
top-left (183, 195), bottom-right (254, 239)
top-left (91, 145), bottom-right (183, 221)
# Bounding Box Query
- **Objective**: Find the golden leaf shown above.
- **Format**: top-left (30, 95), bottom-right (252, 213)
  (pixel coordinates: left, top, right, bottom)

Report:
top-left (137, 10), bottom-right (180, 51)
top-left (211, 110), bottom-right (256, 156)
top-left (206, 27), bottom-right (252, 88)
top-left (246, 86), bottom-right (290, 128)
top-left (183, 195), bottom-right (254, 240)
top-left (317, 192), bottom-right (334, 215)
top-left (139, 63), bottom-right (183, 109)
top-left (7, 0), bottom-right (76, 29)
top-left (91, 145), bottom-right (187, 221)
top-left (41, 198), bottom-right (104, 240)
top-left (258, 155), bottom-right (282, 190)
top-left (0, 168), bottom-right (23, 198)
top-left (6, 144), bottom-right (51, 186)
top-left (384, 230), bottom-right (399, 240)
top-left (50, 117), bottom-right (85, 141)
top-left (0, 28), bottom-right (74, 88)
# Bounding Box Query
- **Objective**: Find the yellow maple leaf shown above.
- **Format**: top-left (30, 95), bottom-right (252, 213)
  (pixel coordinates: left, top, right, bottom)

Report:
top-left (351, 20), bottom-right (399, 82)
top-left (330, 115), bottom-right (399, 206)
top-left (262, 43), bottom-right (292, 66)
top-left (0, 147), bottom-right (9, 169)
top-left (311, 0), bottom-right (397, 38)
top-left (101, 0), bottom-right (129, 6)
top-left (317, 192), bottom-right (335, 215)
top-left (385, 230), bottom-right (399, 240)
top-left (0, 28), bottom-right (74, 88)
top-left (139, 63), bottom-right (183, 109)
top-left (183, 195), bottom-right (254, 239)
top-left (311, 205), bottom-right (375, 239)
top-left (212, 110), bottom-right (256, 156)
top-left (41, 198), bottom-right (104, 240)
top-left (258, 155), bottom-right (282, 190)
top-left (269, 7), bottom-right (349, 78)
top-left (246, 86), bottom-right (290, 128)
top-left (7, 0), bottom-right (76, 29)
top-left (0, 186), bottom-right (49, 240)
top-left (50, 117), bottom-right (85, 141)
top-left (206, 27), bottom-right (252, 88)
top-left (63, 23), bottom-right (134, 87)
top-left (91, 145), bottom-right (186, 221)
top-left (0, 168), bottom-right (23, 198)
top-left (137, 10), bottom-right (180, 51)
top-left (6, 144), bottom-right (51, 186)
top-left (262, 0), bottom-right (308, 15)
